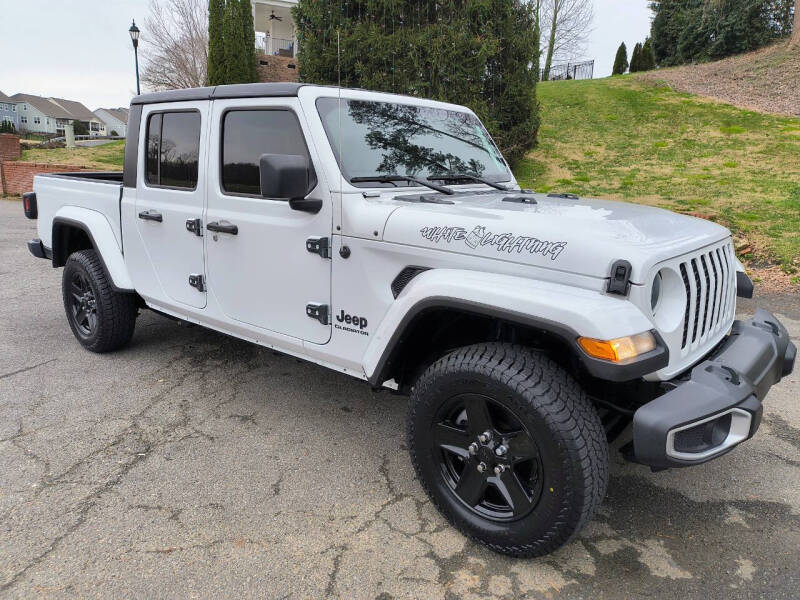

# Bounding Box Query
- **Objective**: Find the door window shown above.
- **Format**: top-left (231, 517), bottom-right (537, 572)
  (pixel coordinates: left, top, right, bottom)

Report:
top-left (145, 111), bottom-right (201, 190)
top-left (221, 110), bottom-right (311, 196)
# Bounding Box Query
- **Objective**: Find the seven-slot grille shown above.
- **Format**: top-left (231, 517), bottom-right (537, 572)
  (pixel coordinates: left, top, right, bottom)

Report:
top-left (678, 241), bottom-right (737, 351)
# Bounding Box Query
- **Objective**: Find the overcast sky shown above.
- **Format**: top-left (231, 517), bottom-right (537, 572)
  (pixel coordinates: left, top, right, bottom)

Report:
top-left (0, 0), bottom-right (651, 110)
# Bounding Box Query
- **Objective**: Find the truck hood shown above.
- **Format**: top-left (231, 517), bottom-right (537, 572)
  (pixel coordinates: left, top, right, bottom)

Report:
top-left (381, 190), bottom-right (731, 283)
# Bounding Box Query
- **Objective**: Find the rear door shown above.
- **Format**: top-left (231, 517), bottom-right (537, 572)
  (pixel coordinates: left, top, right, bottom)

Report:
top-left (204, 98), bottom-right (332, 343)
top-left (135, 103), bottom-right (208, 309)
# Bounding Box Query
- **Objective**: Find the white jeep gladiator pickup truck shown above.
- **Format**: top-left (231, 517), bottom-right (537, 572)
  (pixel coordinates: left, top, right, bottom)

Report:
top-left (24, 83), bottom-right (795, 557)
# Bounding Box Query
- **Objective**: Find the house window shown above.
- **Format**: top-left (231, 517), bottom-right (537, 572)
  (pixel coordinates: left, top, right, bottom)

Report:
top-left (145, 111), bottom-right (201, 190)
top-left (23, 104), bottom-right (27, 110)
top-left (221, 110), bottom-right (311, 196)
top-left (12, 105), bottom-right (15, 112)
top-left (21, 116), bottom-right (27, 124)
top-left (46, 119), bottom-right (50, 125)
top-left (33, 116), bottom-right (40, 124)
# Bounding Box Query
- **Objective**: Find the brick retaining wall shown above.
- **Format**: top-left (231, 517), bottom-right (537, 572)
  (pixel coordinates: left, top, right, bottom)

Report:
top-left (257, 54), bottom-right (299, 83)
top-left (0, 134), bottom-right (21, 162)
top-left (1, 161), bottom-right (91, 196)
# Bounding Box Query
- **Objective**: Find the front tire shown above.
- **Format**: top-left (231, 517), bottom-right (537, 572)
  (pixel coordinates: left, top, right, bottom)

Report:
top-left (407, 343), bottom-right (608, 557)
top-left (62, 249), bottom-right (137, 353)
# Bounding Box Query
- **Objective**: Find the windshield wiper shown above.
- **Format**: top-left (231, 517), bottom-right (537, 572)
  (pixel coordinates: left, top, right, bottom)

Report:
top-left (351, 175), bottom-right (454, 195)
top-left (427, 173), bottom-right (508, 191)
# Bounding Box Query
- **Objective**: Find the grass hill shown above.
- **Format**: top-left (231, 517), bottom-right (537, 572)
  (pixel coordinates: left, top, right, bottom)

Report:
top-left (639, 41), bottom-right (800, 118)
top-left (20, 140), bottom-right (126, 170)
top-left (515, 75), bottom-right (800, 282)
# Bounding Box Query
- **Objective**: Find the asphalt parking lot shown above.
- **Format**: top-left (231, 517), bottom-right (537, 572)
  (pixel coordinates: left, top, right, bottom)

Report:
top-left (1, 197), bottom-right (799, 599)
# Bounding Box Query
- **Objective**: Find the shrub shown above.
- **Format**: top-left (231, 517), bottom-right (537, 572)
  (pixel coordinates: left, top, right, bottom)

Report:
top-left (292, 0), bottom-right (541, 166)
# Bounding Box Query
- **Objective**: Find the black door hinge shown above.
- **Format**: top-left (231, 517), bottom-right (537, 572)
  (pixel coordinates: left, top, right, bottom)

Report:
top-left (186, 218), bottom-right (203, 236)
top-left (306, 302), bottom-right (329, 325)
top-left (189, 274), bottom-right (205, 292)
top-left (607, 260), bottom-right (632, 296)
top-left (306, 236), bottom-right (331, 259)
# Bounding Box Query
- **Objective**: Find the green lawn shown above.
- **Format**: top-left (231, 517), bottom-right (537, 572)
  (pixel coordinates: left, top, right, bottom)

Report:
top-left (21, 140), bottom-right (126, 170)
top-left (514, 76), bottom-right (800, 274)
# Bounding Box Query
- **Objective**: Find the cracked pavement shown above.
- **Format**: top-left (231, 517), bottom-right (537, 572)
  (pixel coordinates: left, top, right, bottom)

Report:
top-left (1, 197), bottom-right (799, 599)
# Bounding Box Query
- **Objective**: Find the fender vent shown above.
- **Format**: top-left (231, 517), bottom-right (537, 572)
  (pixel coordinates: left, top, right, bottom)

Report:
top-left (391, 267), bottom-right (430, 298)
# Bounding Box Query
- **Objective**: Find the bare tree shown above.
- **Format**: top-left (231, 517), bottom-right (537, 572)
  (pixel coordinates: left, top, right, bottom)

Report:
top-left (793, 0), bottom-right (799, 45)
top-left (540, 0), bottom-right (593, 81)
top-left (140, 0), bottom-right (208, 91)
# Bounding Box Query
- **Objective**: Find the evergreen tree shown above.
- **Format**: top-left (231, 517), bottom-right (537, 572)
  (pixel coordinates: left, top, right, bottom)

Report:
top-left (630, 42), bottom-right (643, 72)
top-left (612, 42), bottom-right (628, 75)
top-left (208, 0), bottom-right (225, 85)
top-left (222, 0), bottom-right (246, 83)
top-left (649, 0), bottom-right (795, 66)
top-left (292, 0), bottom-right (541, 166)
top-left (239, 0), bottom-right (259, 83)
top-left (640, 37), bottom-right (656, 71)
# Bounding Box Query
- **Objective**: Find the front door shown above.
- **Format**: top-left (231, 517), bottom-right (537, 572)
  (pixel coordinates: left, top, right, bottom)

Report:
top-left (204, 98), bottom-right (332, 344)
top-left (135, 103), bottom-right (208, 309)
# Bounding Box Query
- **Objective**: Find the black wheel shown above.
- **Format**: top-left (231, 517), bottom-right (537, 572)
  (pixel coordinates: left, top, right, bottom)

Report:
top-left (62, 249), bottom-right (138, 353)
top-left (407, 343), bottom-right (608, 557)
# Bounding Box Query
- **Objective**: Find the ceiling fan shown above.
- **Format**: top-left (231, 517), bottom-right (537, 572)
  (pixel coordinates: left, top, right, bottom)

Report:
top-left (269, 10), bottom-right (283, 22)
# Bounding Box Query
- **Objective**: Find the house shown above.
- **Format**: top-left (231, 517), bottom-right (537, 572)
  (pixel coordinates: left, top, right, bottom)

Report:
top-left (0, 91), bottom-right (19, 130)
top-left (10, 93), bottom-right (106, 137)
top-left (94, 108), bottom-right (129, 137)
top-left (49, 97), bottom-right (107, 137)
top-left (253, 0), bottom-right (298, 58)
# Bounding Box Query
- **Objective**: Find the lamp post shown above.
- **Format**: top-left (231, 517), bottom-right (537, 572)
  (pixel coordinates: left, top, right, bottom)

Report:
top-left (129, 20), bottom-right (141, 95)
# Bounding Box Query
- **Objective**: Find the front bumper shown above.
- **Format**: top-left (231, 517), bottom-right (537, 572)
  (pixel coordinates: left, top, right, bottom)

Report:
top-left (630, 309), bottom-right (795, 469)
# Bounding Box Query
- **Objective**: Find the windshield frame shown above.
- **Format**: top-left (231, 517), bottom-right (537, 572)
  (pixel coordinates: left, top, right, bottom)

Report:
top-left (314, 96), bottom-right (513, 190)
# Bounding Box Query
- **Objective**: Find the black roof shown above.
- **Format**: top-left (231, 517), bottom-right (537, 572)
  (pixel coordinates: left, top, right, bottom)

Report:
top-left (131, 83), bottom-right (306, 106)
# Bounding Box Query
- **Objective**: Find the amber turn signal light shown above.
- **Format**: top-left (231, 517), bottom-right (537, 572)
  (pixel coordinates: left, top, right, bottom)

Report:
top-left (578, 332), bottom-right (657, 363)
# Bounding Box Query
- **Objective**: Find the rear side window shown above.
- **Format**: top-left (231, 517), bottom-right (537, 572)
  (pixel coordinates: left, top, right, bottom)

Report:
top-left (145, 111), bottom-right (201, 189)
top-left (221, 110), bottom-right (310, 196)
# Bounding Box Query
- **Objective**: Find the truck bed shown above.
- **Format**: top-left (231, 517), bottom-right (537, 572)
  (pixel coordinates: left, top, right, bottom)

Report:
top-left (34, 172), bottom-right (124, 252)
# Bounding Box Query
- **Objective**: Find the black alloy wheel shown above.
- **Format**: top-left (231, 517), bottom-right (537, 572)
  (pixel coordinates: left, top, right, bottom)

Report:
top-left (434, 393), bottom-right (543, 521)
top-left (68, 270), bottom-right (98, 338)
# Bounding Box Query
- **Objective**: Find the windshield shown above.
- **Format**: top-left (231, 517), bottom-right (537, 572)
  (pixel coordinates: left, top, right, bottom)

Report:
top-left (316, 98), bottom-right (511, 188)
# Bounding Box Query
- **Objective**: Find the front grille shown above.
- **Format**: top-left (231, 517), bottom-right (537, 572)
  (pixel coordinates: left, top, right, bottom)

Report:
top-left (679, 242), bottom-right (737, 350)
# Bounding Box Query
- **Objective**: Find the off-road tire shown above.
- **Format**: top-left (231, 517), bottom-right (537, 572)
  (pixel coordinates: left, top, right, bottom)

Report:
top-left (407, 343), bottom-right (608, 557)
top-left (62, 249), bottom-right (138, 353)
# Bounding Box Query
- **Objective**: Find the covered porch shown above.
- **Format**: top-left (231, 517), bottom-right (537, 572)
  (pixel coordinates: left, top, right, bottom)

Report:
top-left (254, 0), bottom-right (298, 58)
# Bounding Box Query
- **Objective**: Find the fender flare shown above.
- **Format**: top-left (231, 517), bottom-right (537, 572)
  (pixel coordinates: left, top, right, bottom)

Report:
top-left (52, 208), bottom-right (134, 292)
top-left (363, 269), bottom-right (668, 386)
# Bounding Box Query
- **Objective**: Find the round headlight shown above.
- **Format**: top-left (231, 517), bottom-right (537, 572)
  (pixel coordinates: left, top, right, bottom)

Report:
top-left (651, 272), bottom-right (663, 312)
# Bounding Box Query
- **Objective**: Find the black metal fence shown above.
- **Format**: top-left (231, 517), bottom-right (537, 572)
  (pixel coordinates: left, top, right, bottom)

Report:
top-left (540, 60), bottom-right (594, 82)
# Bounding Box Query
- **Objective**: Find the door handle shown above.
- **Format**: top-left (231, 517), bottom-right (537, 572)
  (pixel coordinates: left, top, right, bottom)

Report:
top-left (206, 221), bottom-right (238, 235)
top-left (138, 210), bottom-right (163, 222)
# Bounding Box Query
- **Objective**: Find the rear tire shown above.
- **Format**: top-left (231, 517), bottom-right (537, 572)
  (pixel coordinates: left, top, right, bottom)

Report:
top-left (62, 249), bottom-right (137, 353)
top-left (407, 343), bottom-right (608, 557)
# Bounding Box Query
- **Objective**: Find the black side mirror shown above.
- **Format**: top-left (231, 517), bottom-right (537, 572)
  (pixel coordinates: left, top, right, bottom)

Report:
top-left (259, 153), bottom-right (321, 213)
